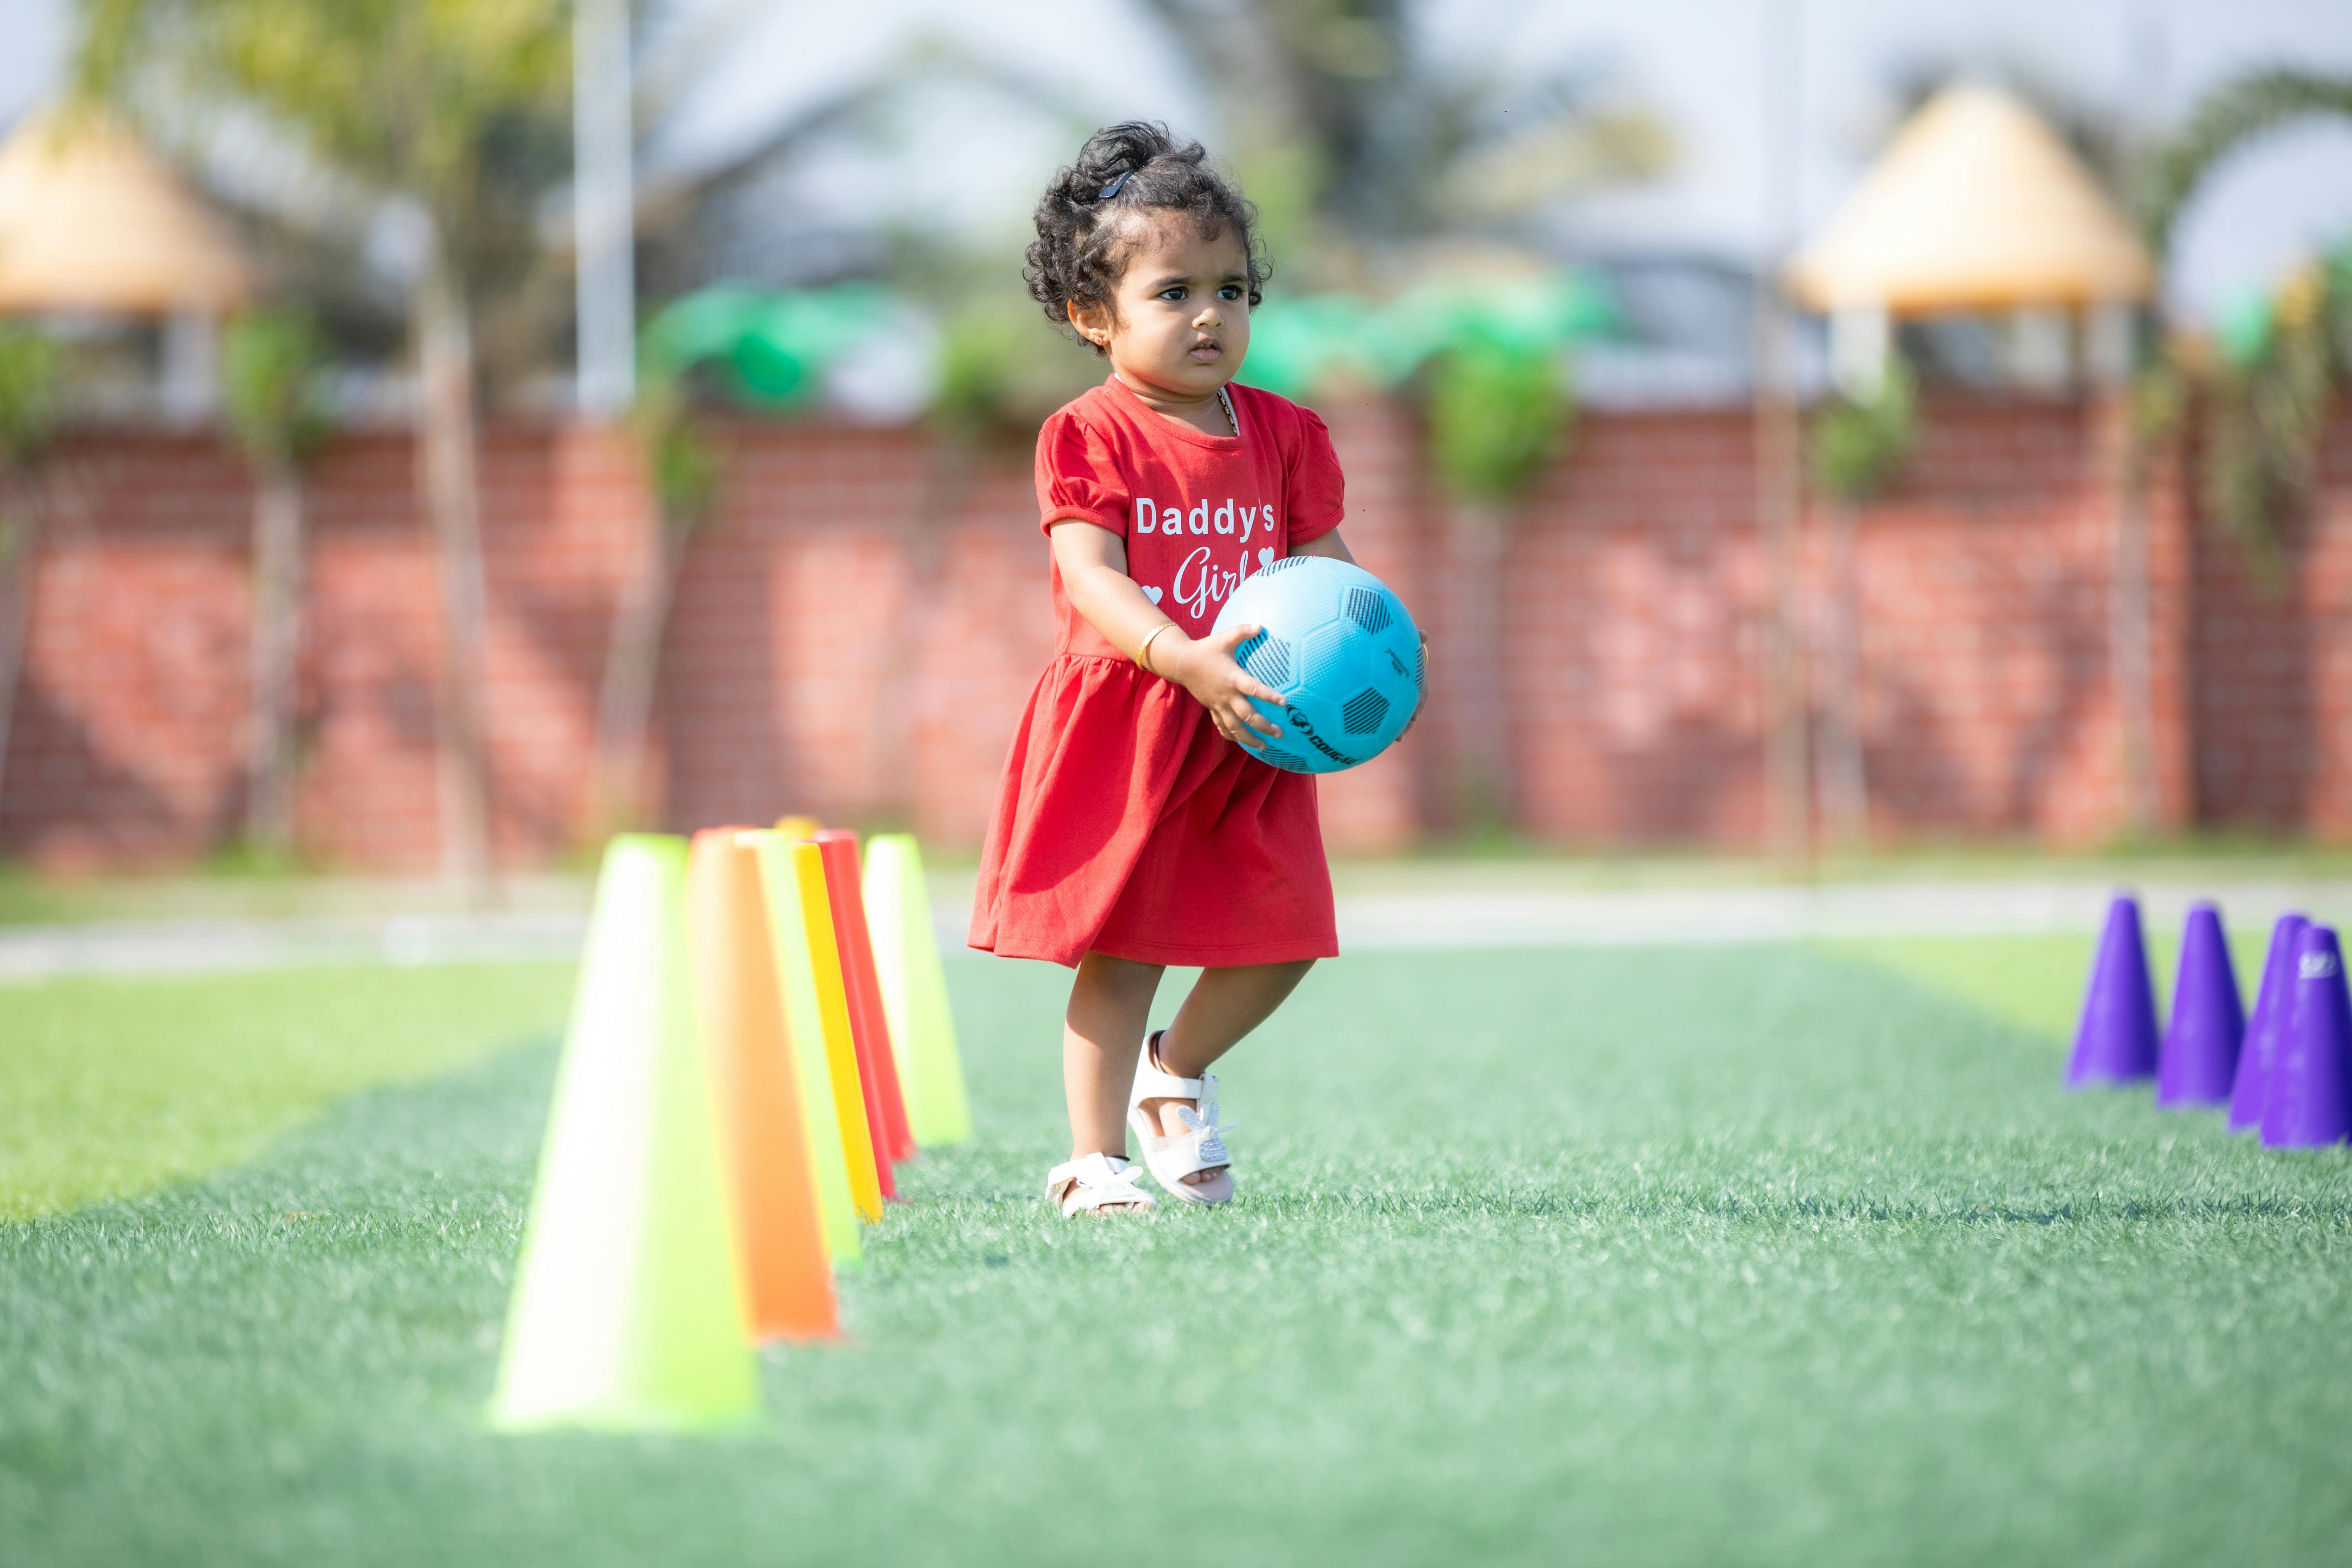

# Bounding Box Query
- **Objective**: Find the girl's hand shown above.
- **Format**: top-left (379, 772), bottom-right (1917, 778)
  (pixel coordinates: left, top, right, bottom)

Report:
top-left (1157, 622), bottom-right (1286, 750)
top-left (1398, 630), bottom-right (1429, 739)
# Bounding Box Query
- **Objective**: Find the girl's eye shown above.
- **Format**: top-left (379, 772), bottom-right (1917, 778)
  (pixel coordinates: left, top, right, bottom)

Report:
top-left (1159, 288), bottom-right (1186, 301)
top-left (1218, 286), bottom-right (1242, 300)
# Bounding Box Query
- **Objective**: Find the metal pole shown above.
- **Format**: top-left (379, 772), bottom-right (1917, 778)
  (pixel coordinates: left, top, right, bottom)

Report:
top-left (574, 0), bottom-right (636, 420)
top-left (1754, 0), bottom-right (1811, 869)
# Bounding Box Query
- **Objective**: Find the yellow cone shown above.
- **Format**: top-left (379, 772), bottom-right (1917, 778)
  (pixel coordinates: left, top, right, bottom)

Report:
top-left (741, 830), bottom-right (862, 1267)
top-left (489, 834), bottom-right (759, 1432)
top-left (862, 834), bottom-right (973, 1145)
top-left (764, 838), bottom-right (884, 1222)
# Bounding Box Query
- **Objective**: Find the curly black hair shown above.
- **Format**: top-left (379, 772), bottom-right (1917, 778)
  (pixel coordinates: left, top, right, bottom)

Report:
top-left (1024, 121), bottom-right (1269, 356)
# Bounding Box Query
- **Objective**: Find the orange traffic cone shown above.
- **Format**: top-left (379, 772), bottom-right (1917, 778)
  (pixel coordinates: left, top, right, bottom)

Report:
top-left (816, 831), bottom-right (917, 1165)
top-left (686, 829), bottom-right (838, 1340)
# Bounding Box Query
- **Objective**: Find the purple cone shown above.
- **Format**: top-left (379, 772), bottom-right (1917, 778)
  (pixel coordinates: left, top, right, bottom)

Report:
top-left (2260, 924), bottom-right (2352, 1149)
top-left (2156, 903), bottom-right (2245, 1108)
top-left (2229, 913), bottom-right (2307, 1132)
top-left (2067, 894), bottom-right (2160, 1088)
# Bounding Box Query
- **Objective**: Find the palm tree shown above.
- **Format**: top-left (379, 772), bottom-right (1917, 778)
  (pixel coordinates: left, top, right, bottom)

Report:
top-left (80, 0), bottom-right (571, 901)
top-left (2140, 69), bottom-right (2352, 568)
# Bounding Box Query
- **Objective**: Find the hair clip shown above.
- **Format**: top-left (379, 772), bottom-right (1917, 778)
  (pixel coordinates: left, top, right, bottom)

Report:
top-left (1096, 168), bottom-right (1134, 201)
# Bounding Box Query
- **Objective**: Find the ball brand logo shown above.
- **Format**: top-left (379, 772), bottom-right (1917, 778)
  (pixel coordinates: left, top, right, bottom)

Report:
top-left (1283, 708), bottom-right (1361, 768)
top-left (2300, 952), bottom-right (2342, 980)
top-left (1134, 496), bottom-right (1267, 541)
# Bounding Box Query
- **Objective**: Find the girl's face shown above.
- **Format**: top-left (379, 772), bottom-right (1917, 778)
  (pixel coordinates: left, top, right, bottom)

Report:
top-left (1072, 218), bottom-right (1252, 401)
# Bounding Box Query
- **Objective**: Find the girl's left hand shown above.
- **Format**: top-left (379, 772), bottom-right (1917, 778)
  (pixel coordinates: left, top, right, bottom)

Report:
top-left (1157, 622), bottom-right (1288, 750)
top-left (1398, 631), bottom-right (1429, 739)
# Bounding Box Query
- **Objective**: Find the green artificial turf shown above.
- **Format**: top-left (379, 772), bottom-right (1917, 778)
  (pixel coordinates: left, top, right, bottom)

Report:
top-left (1827, 930), bottom-right (2275, 1043)
top-left (5, 946), bottom-right (2352, 1566)
top-left (0, 965), bottom-right (573, 1219)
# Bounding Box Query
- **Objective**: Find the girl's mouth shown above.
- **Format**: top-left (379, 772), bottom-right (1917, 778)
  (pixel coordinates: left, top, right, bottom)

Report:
top-left (1189, 339), bottom-right (1223, 362)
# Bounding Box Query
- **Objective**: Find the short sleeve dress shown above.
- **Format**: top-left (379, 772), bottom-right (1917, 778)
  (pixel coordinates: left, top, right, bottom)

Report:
top-left (967, 376), bottom-right (1346, 969)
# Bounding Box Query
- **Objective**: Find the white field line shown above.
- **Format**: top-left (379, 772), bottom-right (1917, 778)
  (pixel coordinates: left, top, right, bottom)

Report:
top-left (2, 880), bottom-right (2347, 981)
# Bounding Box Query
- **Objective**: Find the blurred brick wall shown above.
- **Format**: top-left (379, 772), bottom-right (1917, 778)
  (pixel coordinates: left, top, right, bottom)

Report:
top-left (2189, 407), bottom-right (2352, 839)
top-left (2, 398), bottom-right (2345, 870)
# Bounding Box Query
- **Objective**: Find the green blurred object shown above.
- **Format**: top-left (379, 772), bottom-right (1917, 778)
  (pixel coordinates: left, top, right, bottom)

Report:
top-left (1370, 268), bottom-right (1618, 385)
top-left (1810, 356), bottom-right (1918, 504)
top-left (2213, 288), bottom-right (2275, 368)
top-left (1240, 293), bottom-right (1378, 399)
top-left (639, 283), bottom-right (899, 411)
top-left (930, 293), bottom-right (1101, 443)
top-left (1427, 338), bottom-right (1572, 502)
top-left (220, 310), bottom-right (331, 469)
top-left (1243, 270), bottom-right (1617, 402)
top-left (0, 323), bottom-right (65, 469)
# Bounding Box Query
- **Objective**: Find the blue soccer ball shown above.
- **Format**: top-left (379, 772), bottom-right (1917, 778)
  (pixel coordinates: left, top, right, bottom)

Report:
top-left (1209, 556), bottom-right (1424, 775)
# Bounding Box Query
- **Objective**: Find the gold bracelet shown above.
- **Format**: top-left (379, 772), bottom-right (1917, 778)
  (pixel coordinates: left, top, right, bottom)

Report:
top-left (1135, 621), bottom-right (1177, 672)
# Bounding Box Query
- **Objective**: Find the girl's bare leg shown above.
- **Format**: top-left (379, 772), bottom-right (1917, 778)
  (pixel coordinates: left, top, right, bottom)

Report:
top-left (1064, 952), bottom-right (1166, 1168)
top-left (1142, 960), bottom-right (1315, 1187)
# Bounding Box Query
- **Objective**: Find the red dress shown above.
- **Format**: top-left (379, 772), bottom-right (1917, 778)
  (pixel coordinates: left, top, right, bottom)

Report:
top-left (968, 377), bottom-right (1345, 969)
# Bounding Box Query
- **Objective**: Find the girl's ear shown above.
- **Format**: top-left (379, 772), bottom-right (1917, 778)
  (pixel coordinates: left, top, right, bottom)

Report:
top-left (1067, 296), bottom-right (1114, 349)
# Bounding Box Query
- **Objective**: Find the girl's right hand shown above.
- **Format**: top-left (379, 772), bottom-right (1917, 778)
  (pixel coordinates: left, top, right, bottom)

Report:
top-left (1157, 622), bottom-right (1286, 750)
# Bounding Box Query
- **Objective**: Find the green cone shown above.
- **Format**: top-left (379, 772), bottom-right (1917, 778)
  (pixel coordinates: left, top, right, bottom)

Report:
top-left (861, 834), bottom-right (972, 1146)
top-left (488, 834), bottom-right (759, 1432)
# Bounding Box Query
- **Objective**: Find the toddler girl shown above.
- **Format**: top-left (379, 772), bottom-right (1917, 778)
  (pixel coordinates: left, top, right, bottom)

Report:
top-left (969, 121), bottom-right (1362, 1216)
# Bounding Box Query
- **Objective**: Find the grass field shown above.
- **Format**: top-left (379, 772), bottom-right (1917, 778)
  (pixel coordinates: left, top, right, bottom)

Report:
top-left (4, 939), bottom-right (2351, 1566)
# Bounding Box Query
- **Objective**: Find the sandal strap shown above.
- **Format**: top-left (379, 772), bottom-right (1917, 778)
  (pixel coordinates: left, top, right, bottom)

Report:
top-left (1128, 1096), bottom-right (1237, 1179)
top-left (1132, 1030), bottom-right (1205, 1100)
top-left (1045, 1152), bottom-right (1155, 1214)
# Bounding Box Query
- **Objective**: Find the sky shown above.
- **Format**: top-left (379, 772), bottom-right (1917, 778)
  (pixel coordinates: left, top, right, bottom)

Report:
top-left (5, 0), bottom-right (2351, 323)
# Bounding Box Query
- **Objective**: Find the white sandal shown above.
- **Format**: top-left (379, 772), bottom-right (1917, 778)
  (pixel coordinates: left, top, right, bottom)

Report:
top-left (1127, 1031), bottom-right (1237, 1206)
top-left (1044, 1152), bottom-right (1156, 1217)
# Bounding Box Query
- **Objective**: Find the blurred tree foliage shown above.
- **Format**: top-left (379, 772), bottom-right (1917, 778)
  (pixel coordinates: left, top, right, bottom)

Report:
top-left (0, 327), bottom-right (65, 471)
top-left (0, 324), bottom-right (66, 824)
top-left (584, 365), bottom-right (721, 836)
top-left (2193, 253), bottom-right (2352, 576)
top-left (2141, 71), bottom-right (2352, 258)
top-left (2138, 70), bottom-right (2352, 570)
top-left (219, 309), bottom-right (331, 856)
top-left (220, 310), bottom-right (330, 471)
top-left (930, 294), bottom-right (1102, 448)
top-left (1427, 341), bottom-right (1569, 503)
top-left (1136, 0), bottom-right (1672, 284)
top-left (79, 0), bottom-right (572, 895)
top-left (76, 0), bottom-right (574, 393)
top-left (1129, 2), bottom-right (1652, 513)
top-left (1809, 357), bottom-right (1917, 505)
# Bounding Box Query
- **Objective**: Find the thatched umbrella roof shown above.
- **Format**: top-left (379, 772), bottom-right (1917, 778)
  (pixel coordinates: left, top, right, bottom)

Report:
top-left (1786, 84), bottom-right (2153, 315)
top-left (0, 104), bottom-right (254, 315)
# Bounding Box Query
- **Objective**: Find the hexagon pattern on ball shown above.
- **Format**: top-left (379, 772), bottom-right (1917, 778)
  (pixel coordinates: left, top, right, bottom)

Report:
top-left (1212, 555), bottom-right (1423, 775)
